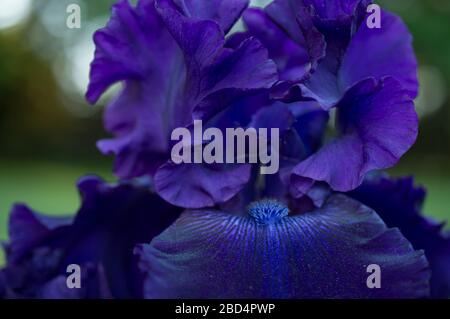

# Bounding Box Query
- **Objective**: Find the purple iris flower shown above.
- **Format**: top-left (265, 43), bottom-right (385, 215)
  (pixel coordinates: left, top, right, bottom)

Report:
top-left (86, 0), bottom-right (278, 208)
top-left (1, 0), bottom-right (447, 300)
top-left (74, 0), bottom-right (435, 298)
top-left (243, 0), bottom-right (419, 196)
top-left (0, 176), bottom-right (182, 299)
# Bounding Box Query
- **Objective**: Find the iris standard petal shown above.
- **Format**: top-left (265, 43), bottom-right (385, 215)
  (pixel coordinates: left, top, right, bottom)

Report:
top-left (303, 0), bottom-right (366, 21)
top-left (156, 0), bottom-right (278, 121)
top-left (87, 0), bottom-right (277, 208)
top-left (244, 0), bottom-right (417, 111)
top-left (244, 1), bottom-right (325, 87)
top-left (291, 77), bottom-right (418, 193)
top-left (172, 0), bottom-right (249, 34)
top-left (340, 10), bottom-right (419, 99)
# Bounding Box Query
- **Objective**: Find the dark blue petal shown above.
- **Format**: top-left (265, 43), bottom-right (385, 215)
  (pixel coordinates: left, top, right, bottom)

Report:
top-left (154, 162), bottom-right (252, 209)
top-left (349, 175), bottom-right (450, 298)
top-left (340, 10), bottom-right (419, 99)
top-left (87, 0), bottom-right (277, 208)
top-left (136, 194), bottom-right (430, 298)
top-left (6, 204), bottom-right (72, 264)
top-left (291, 77), bottom-right (418, 194)
top-left (172, 0), bottom-right (249, 34)
top-left (1, 176), bottom-right (182, 299)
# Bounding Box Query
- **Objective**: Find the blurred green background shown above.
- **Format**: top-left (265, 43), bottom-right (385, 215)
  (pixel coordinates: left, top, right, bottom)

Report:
top-left (0, 0), bottom-right (449, 266)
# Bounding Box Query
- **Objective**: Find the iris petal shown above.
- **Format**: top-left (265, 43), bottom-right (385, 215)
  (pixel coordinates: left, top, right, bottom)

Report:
top-left (291, 77), bottom-right (418, 193)
top-left (349, 175), bottom-right (450, 298)
top-left (303, 0), bottom-right (366, 21)
top-left (1, 176), bottom-right (182, 299)
top-left (136, 194), bottom-right (430, 298)
top-left (88, 0), bottom-right (184, 178)
top-left (6, 205), bottom-right (72, 264)
top-left (155, 162), bottom-right (252, 209)
top-left (172, 0), bottom-right (249, 34)
top-left (244, 2), bottom-right (326, 88)
top-left (87, 0), bottom-right (277, 208)
top-left (340, 10), bottom-right (419, 99)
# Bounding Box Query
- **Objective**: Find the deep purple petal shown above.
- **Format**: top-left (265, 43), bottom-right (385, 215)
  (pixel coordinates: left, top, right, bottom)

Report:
top-left (86, 0), bottom-right (174, 105)
top-left (289, 102), bottom-right (329, 156)
top-left (61, 176), bottom-right (182, 298)
top-left (172, 0), bottom-right (248, 34)
top-left (155, 162), bottom-right (252, 208)
top-left (244, 0), bottom-right (343, 106)
top-left (302, 0), bottom-right (371, 41)
top-left (249, 102), bottom-right (294, 134)
top-left (156, 0), bottom-right (277, 120)
top-left (6, 205), bottom-right (72, 264)
top-left (1, 176), bottom-right (182, 299)
top-left (266, 0), bottom-right (326, 75)
top-left (303, 0), bottom-right (364, 21)
top-left (88, 0), bottom-right (184, 178)
top-left (244, 2), bottom-right (325, 88)
top-left (136, 194), bottom-right (429, 298)
top-left (299, 51), bottom-right (342, 109)
top-left (340, 10), bottom-right (419, 99)
top-left (291, 77), bottom-right (418, 192)
top-left (349, 175), bottom-right (450, 298)
top-left (88, 0), bottom-right (277, 183)
top-left (244, 8), bottom-right (308, 83)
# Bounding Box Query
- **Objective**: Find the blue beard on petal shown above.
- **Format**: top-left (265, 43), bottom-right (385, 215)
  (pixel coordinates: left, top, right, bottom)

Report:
top-left (248, 199), bottom-right (289, 225)
top-left (136, 194), bottom-right (430, 299)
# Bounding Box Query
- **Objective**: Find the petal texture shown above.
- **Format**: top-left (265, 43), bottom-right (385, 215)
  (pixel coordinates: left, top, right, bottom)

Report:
top-left (136, 194), bottom-right (430, 298)
top-left (88, 0), bottom-right (277, 180)
top-left (155, 162), bottom-right (252, 208)
top-left (350, 175), bottom-right (450, 298)
top-left (340, 10), bottom-right (419, 99)
top-left (291, 77), bottom-right (418, 193)
top-left (1, 176), bottom-right (182, 299)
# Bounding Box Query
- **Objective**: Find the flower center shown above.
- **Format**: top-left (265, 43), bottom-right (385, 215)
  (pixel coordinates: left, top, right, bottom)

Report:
top-left (248, 199), bottom-right (289, 225)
